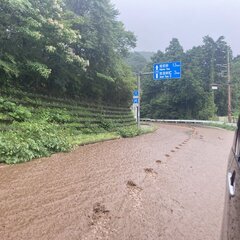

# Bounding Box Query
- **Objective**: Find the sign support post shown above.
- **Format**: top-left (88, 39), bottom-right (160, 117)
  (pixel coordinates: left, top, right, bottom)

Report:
top-left (133, 61), bottom-right (181, 129)
top-left (137, 73), bottom-right (141, 129)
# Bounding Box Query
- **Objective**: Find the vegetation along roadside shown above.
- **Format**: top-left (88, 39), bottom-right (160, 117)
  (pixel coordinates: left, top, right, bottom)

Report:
top-left (0, 91), bottom-right (154, 164)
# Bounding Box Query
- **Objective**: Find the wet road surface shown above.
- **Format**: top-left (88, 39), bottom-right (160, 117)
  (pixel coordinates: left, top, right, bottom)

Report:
top-left (0, 124), bottom-right (234, 240)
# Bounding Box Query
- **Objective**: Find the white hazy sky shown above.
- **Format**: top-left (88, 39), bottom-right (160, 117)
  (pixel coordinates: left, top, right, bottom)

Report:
top-left (112, 0), bottom-right (240, 56)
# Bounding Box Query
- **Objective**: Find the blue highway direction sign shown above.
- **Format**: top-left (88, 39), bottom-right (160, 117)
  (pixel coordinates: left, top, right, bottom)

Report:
top-left (133, 90), bottom-right (139, 97)
top-left (153, 61), bottom-right (181, 80)
top-left (133, 98), bottom-right (139, 104)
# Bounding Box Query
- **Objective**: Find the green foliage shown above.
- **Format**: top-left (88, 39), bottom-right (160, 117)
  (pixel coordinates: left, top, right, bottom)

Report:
top-left (117, 126), bottom-right (141, 138)
top-left (125, 52), bottom-right (148, 73)
top-left (0, 0), bottom-right (136, 106)
top-left (49, 110), bottom-right (72, 123)
top-left (165, 38), bottom-right (184, 61)
top-left (64, 0), bottom-right (136, 105)
top-left (98, 117), bottom-right (115, 131)
top-left (116, 125), bottom-right (155, 138)
top-left (232, 56), bottom-right (240, 113)
top-left (198, 94), bottom-right (217, 120)
top-left (68, 132), bottom-right (119, 146)
top-left (33, 108), bottom-right (72, 123)
top-left (0, 93), bottom-right (136, 164)
top-left (8, 105), bottom-right (32, 121)
top-left (207, 123), bottom-right (236, 131)
top-left (141, 36), bottom-right (236, 120)
top-left (137, 52), bottom-right (155, 62)
top-left (0, 54), bottom-right (19, 81)
top-left (0, 122), bottom-right (71, 164)
top-left (26, 62), bottom-right (52, 79)
top-left (0, 97), bottom-right (32, 121)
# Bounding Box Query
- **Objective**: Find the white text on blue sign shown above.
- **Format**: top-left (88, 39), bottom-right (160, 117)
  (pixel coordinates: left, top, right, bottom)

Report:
top-left (153, 61), bottom-right (181, 80)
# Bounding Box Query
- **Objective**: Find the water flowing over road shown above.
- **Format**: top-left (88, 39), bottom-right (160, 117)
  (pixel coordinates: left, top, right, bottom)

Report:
top-left (0, 124), bottom-right (234, 240)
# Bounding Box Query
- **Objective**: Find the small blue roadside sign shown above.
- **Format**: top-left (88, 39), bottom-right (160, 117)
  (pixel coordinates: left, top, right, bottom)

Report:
top-left (153, 61), bottom-right (181, 80)
top-left (133, 90), bottom-right (139, 97)
top-left (133, 98), bottom-right (139, 104)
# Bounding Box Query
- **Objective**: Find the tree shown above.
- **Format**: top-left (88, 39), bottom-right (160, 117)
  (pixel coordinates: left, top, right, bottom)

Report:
top-left (141, 37), bottom-right (218, 120)
top-left (0, 0), bottom-right (136, 106)
top-left (165, 38), bottom-right (184, 62)
top-left (0, 0), bottom-right (88, 93)
top-left (232, 56), bottom-right (240, 116)
top-left (65, 0), bottom-right (137, 104)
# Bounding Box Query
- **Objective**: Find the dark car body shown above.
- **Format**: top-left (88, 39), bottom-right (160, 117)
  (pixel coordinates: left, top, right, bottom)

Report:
top-left (221, 117), bottom-right (240, 239)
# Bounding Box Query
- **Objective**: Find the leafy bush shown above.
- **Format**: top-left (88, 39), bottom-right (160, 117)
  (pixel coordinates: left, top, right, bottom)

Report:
top-left (0, 97), bottom-right (31, 121)
top-left (117, 126), bottom-right (141, 138)
top-left (33, 108), bottom-right (71, 123)
top-left (48, 109), bottom-right (71, 123)
top-left (0, 122), bottom-right (71, 164)
top-left (0, 98), bottom-right (15, 111)
top-left (8, 105), bottom-right (32, 121)
top-left (0, 93), bottom-right (135, 164)
top-left (98, 117), bottom-right (115, 131)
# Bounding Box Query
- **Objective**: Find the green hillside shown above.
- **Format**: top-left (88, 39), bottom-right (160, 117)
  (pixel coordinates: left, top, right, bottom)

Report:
top-left (0, 90), bottom-right (140, 164)
top-left (138, 51), bottom-right (155, 62)
top-left (0, 0), bottom-right (143, 164)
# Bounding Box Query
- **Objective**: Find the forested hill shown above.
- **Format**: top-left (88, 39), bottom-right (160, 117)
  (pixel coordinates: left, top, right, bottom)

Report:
top-left (141, 38), bottom-right (240, 120)
top-left (1, 0), bottom-right (240, 119)
top-left (0, 0), bottom-right (136, 106)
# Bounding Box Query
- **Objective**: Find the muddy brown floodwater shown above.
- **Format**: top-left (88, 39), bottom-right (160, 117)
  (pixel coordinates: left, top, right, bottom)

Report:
top-left (0, 124), bottom-right (234, 240)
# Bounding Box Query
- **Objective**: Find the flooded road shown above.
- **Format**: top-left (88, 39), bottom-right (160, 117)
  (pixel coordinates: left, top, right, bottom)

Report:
top-left (0, 124), bottom-right (234, 240)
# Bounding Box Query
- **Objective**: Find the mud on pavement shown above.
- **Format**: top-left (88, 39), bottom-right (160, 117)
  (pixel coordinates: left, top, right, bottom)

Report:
top-left (0, 124), bottom-right (234, 240)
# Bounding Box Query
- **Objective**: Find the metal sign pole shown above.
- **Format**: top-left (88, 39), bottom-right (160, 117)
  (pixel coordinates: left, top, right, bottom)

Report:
top-left (137, 74), bottom-right (141, 129)
top-left (134, 61), bottom-right (181, 128)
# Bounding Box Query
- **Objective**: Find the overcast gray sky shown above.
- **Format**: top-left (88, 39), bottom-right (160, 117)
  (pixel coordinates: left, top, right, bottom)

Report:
top-left (112, 0), bottom-right (240, 56)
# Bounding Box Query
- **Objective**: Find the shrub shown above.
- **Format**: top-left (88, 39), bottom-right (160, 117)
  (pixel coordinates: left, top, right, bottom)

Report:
top-left (0, 122), bottom-right (71, 164)
top-left (8, 105), bottom-right (32, 121)
top-left (48, 109), bottom-right (71, 123)
top-left (98, 117), bottom-right (115, 131)
top-left (117, 126), bottom-right (141, 138)
top-left (0, 93), bottom-right (136, 164)
top-left (0, 97), bottom-right (31, 121)
top-left (33, 108), bottom-right (71, 123)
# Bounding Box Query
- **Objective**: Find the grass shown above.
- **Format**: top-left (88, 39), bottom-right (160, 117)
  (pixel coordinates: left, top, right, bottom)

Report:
top-left (0, 124), bottom-right (156, 164)
top-left (140, 124), bottom-right (157, 134)
top-left (205, 123), bottom-right (237, 131)
top-left (69, 124), bottom-right (156, 147)
top-left (69, 132), bottom-right (120, 146)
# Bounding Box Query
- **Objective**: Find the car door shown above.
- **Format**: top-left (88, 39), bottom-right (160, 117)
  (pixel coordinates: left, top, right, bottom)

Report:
top-left (222, 117), bottom-right (240, 239)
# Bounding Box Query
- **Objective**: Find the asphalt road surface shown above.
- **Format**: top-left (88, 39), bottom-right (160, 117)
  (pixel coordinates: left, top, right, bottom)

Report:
top-left (0, 124), bottom-right (234, 240)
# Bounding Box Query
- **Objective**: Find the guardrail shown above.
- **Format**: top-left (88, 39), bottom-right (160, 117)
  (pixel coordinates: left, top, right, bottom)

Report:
top-left (141, 118), bottom-right (237, 127)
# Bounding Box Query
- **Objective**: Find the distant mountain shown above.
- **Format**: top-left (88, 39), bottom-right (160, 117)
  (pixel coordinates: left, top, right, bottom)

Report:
top-left (124, 52), bottom-right (148, 73)
top-left (137, 51), bottom-right (155, 62)
top-left (124, 51), bottom-right (156, 73)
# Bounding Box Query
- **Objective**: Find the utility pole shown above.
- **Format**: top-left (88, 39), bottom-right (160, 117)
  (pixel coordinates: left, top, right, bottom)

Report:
top-left (213, 49), bottom-right (232, 123)
top-left (227, 49), bottom-right (232, 123)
